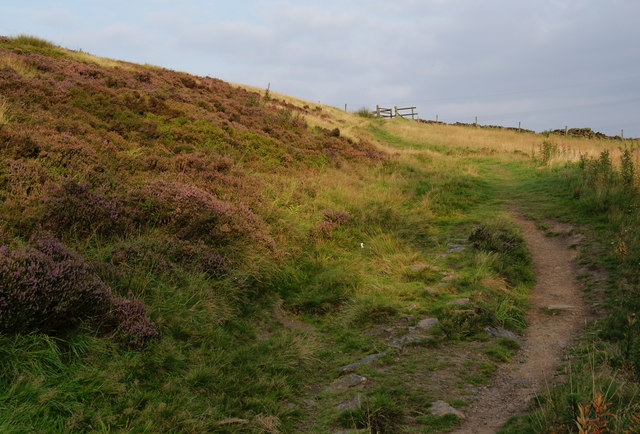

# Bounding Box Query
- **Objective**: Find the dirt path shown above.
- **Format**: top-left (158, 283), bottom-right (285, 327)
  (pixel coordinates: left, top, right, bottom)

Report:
top-left (452, 213), bottom-right (590, 433)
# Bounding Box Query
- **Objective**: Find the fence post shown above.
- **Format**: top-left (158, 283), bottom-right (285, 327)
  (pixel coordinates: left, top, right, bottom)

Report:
top-left (376, 105), bottom-right (380, 118)
top-left (436, 114), bottom-right (439, 122)
top-left (394, 106), bottom-right (398, 118)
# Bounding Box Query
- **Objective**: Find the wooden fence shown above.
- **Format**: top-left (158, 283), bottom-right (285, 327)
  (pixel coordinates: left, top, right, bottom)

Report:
top-left (375, 105), bottom-right (418, 119)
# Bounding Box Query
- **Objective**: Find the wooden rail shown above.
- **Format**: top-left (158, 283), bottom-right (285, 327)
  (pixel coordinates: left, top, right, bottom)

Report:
top-left (375, 105), bottom-right (418, 119)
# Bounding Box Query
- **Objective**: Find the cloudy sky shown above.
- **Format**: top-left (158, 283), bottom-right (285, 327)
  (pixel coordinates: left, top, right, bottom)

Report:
top-left (2, 0), bottom-right (639, 136)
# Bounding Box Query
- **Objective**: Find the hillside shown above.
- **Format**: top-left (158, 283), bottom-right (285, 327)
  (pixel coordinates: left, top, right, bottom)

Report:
top-left (2, 36), bottom-right (640, 433)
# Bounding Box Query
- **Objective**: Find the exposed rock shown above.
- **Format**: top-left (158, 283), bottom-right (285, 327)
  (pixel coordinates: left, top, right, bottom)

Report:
top-left (273, 305), bottom-right (316, 333)
top-left (216, 418), bottom-right (249, 426)
top-left (340, 352), bottom-right (387, 373)
top-left (485, 326), bottom-right (519, 340)
top-left (429, 400), bottom-right (465, 418)
top-left (302, 399), bottom-right (317, 407)
top-left (417, 317), bottom-right (439, 330)
top-left (424, 286), bottom-right (438, 294)
top-left (441, 274), bottom-right (457, 282)
top-left (547, 304), bottom-right (576, 310)
top-left (333, 430), bottom-right (367, 434)
top-left (447, 243), bottom-right (467, 253)
top-left (336, 394), bottom-right (362, 412)
top-left (448, 298), bottom-right (470, 306)
top-left (447, 247), bottom-right (466, 253)
top-left (328, 374), bottom-right (367, 391)
top-left (388, 334), bottom-right (422, 348)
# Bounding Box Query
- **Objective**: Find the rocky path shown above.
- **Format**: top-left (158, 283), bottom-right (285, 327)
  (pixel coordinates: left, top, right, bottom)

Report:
top-left (452, 214), bottom-right (590, 433)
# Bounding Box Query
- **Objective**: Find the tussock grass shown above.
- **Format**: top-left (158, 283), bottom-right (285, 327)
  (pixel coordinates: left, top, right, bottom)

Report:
top-left (11, 34), bottom-right (57, 48)
top-left (5, 35), bottom-right (638, 433)
top-left (233, 82), bottom-right (372, 142)
top-left (0, 54), bottom-right (37, 77)
top-left (378, 117), bottom-right (638, 165)
top-left (0, 98), bottom-right (9, 125)
top-left (65, 50), bottom-right (133, 70)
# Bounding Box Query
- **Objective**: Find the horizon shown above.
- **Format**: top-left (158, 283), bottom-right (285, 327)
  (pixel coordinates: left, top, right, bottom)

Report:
top-left (2, 1), bottom-right (639, 137)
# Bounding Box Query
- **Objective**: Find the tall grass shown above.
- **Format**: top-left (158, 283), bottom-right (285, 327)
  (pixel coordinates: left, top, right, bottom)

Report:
top-left (4, 35), bottom-right (630, 432)
top-left (11, 34), bottom-right (57, 48)
top-left (0, 54), bottom-right (37, 77)
top-left (375, 118), bottom-right (638, 164)
top-left (0, 98), bottom-right (9, 125)
top-left (496, 147), bottom-right (640, 432)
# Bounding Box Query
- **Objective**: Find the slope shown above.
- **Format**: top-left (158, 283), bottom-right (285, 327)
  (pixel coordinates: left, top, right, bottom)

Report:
top-left (2, 36), bottom-right (639, 433)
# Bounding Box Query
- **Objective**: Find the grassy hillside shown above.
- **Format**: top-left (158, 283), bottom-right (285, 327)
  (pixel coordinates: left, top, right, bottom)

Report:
top-left (1, 35), bottom-right (640, 433)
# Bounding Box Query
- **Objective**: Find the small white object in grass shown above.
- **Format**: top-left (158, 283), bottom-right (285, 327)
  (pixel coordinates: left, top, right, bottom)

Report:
top-left (360, 243), bottom-right (364, 248)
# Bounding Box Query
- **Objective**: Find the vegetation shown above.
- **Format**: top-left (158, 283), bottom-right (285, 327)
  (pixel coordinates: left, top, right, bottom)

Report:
top-left (1, 34), bottom-right (640, 432)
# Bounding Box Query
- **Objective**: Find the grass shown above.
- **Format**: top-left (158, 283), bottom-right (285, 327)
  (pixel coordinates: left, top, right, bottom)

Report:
top-left (0, 53), bottom-right (37, 77)
top-left (2, 35), bottom-right (640, 433)
top-left (0, 98), bottom-right (9, 125)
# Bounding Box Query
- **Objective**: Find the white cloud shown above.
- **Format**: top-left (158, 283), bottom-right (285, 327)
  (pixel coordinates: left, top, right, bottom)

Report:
top-left (1, 0), bottom-right (639, 135)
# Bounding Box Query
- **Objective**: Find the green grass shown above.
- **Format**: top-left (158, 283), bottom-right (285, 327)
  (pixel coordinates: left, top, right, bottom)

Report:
top-left (493, 151), bottom-right (640, 432)
top-left (9, 36), bottom-right (639, 433)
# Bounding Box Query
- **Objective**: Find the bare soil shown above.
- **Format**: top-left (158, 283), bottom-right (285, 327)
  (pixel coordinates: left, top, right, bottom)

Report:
top-left (452, 214), bottom-right (590, 433)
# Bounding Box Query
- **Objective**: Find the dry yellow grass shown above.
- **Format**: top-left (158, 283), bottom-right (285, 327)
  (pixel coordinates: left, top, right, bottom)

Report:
top-left (0, 53), bottom-right (37, 77)
top-left (64, 50), bottom-right (138, 71)
top-left (232, 82), bottom-right (370, 141)
top-left (0, 98), bottom-right (10, 125)
top-left (378, 118), bottom-right (639, 165)
top-left (235, 83), bottom-right (639, 166)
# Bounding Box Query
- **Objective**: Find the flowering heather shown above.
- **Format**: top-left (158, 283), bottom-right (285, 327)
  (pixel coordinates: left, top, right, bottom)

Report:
top-left (137, 179), bottom-right (273, 247)
top-left (316, 209), bottom-right (351, 236)
top-left (111, 236), bottom-right (227, 277)
top-left (106, 296), bottom-right (159, 349)
top-left (42, 180), bottom-right (129, 237)
top-left (0, 232), bottom-right (112, 332)
top-left (321, 209), bottom-right (351, 225)
top-left (0, 232), bottom-right (157, 347)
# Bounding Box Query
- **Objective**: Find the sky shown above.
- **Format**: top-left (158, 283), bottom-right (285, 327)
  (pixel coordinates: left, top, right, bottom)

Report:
top-left (2, 0), bottom-right (639, 137)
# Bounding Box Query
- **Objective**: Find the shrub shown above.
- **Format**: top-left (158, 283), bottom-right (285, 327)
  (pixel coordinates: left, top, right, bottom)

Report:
top-left (111, 236), bottom-right (227, 277)
top-left (0, 232), bottom-right (112, 332)
top-left (0, 232), bottom-right (158, 348)
top-left (316, 209), bottom-right (351, 236)
top-left (105, 295), bottom-right (159, 349)
top-left (620, 148), bottom-right (635, 188)
top-left (42, 180), bottom-right (129, 237)
top-left (538, 140), bottom-right (558, 165)
top-left (136, 179), bottom-right (272, 247)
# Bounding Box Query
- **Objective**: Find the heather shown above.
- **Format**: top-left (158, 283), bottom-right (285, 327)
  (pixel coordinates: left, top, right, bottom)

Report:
top-left (0, 232), bottom-right (156, 348)
top-left (0, 232), bottom-right (111, 332)
top-left (2, 35), bottom-right (639, 432)
top-left (0, 36), bottom-right (391, 432)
